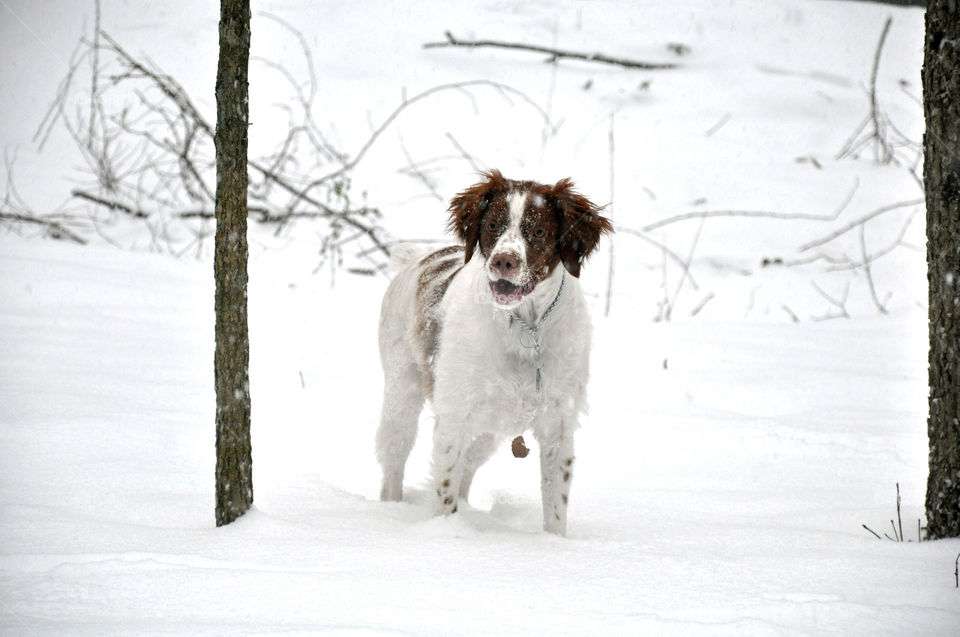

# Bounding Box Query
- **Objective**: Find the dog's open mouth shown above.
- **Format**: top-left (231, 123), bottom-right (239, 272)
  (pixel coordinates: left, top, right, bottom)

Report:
top-left (490, 279), bottom-right (535, 306)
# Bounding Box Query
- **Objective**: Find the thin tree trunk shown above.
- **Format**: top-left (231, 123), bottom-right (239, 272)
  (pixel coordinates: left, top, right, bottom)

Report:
top-left (214, 0), bottom-right (253, 527)
top-left (923, 0), bottom-right (960, 540)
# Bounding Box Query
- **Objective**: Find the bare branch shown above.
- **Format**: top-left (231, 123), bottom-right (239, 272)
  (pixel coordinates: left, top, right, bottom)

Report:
top-left (0, 212), bottom-right (87, 244)
top-left (89, 0), bottom-right (102, 148)
top-left (689, 292), bottom-right (715, 318)
top-left (860, 223), bottom-right (889, 314)
top-left (100, 31), bottom-right (215, 139)
top-left (868, 17), bottom-right (894, 163)
top-left (613, 225), bottom-right (700, 290)
top-left (781, 304), bottom-right (800, 323)
top-left (397, 136), bottom-right (444, 201)
top-left (810, 280), bottom-right (850, 320)
top-left (704, 113), bottom-right (731, 137)
top-left (72, 188), bottom-right (148, 218)
top-left (639, 176), bottom-right (858, 234)
top-left (663, 218), bottom-right (705, 321)
top-left (835, 17), bottom-right (917, 167)
top-left (289, 80), bottom-right (555, 208)
top-left (826, 208), bottom-right (920, 271)
top-left (863, 524), bottom-right (883, 540)
top-left (445, 132), bottom-right (484, 173)
top-left (643, 208), bottom-right (840, 233)
top-left (798, 198), bottom-right (923, 252)
top-left (75, 189), bottom-right (380, 228)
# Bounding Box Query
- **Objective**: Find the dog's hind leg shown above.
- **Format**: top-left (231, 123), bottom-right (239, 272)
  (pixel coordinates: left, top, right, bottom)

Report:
top-left (376, 363), bottom-right (423, 502)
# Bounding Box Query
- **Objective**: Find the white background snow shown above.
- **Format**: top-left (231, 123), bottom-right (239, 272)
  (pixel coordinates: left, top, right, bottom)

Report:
top-left (1, 0), bottom-right (958, 634)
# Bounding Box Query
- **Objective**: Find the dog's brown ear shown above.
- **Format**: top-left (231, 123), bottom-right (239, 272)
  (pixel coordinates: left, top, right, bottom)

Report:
top-left (447, 170), bottom-right (507, 263)
top-left (551, 177), bottom-right (613, 278)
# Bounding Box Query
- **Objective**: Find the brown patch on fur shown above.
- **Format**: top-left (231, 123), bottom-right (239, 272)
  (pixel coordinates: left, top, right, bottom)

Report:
top-left (419, 244), bottom-right (462, 267)
top-left (447, 170), bottom-right (509, 264)
top-left (413, 247), bottom-right (464, 397)
top-left (519, 185), bottom-right (564, 280)
top-left (550, 177), bottom-right (614, 278)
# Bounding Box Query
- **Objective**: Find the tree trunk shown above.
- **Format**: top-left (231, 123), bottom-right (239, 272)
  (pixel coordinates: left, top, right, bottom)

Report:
top-left (923, 0), bottom-right (960, 539)
top-left (214, 0), bottom-right (253, 527)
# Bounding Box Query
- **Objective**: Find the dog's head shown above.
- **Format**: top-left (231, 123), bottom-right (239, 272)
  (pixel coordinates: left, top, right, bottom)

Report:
top-left (447, 170), bottom-right (613, 308)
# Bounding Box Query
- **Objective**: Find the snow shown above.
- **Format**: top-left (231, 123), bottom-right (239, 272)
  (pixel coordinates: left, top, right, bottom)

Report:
top-left (2, 0), bottom-right (958, 634)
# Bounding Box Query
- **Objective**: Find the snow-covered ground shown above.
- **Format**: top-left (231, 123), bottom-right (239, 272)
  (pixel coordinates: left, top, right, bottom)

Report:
top-left (2, 0), bottom-right (958, 634)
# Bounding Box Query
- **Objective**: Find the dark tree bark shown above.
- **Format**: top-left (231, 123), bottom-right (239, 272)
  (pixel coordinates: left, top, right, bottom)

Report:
top-left (214, 0), bottom-right (253, 527)
top-left (923, 0), bottom-right (960, 539)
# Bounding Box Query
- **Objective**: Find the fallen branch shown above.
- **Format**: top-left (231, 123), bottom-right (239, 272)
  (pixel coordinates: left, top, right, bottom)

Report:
top-left (75, 190), bottom-right (380, 227)
top-left (72, 189), bottom-right (148, 219)
top-left (423, 31), bottom-right (677, 70)
top-left (0, 212), bottom-right (87, 244)
top-left (181, 206), bottom-right (380, 225)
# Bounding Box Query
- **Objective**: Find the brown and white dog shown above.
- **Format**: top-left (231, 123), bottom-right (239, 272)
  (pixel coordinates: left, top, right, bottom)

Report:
top-left (376, 170), bottom-right (612, 535)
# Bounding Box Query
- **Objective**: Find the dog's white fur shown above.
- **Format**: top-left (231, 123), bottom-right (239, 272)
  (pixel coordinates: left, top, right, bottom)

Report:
top-left (375, 173), bottom-right (608, 535)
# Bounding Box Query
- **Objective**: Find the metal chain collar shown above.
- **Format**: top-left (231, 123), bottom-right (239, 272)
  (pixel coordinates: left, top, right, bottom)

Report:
top-left (511, 272), bottom-right (566, 392)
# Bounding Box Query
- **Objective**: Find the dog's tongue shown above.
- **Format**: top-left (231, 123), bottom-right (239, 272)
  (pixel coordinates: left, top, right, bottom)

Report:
top-left (492, 279), bottom-right (524, 304)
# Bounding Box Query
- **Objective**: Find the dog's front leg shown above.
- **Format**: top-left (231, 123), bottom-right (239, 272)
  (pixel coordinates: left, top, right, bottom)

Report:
top-left (537, 428), bottom-right (575, 536)
top-left (431, 419), bottom-right (466, 516)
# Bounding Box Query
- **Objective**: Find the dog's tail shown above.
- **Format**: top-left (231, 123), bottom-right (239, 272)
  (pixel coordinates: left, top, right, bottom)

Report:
top-left (387, 243), bottom-right (427, 273)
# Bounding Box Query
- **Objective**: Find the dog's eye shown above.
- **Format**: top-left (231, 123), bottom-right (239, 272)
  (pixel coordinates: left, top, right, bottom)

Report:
top-left (487, 222), bottom-right (498, 232)
top-left (534, 228), bottom-right (545, 238)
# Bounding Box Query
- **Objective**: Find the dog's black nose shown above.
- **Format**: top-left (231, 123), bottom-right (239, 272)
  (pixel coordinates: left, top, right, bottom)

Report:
top-left (491, 252), bottom-right (519, 276)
